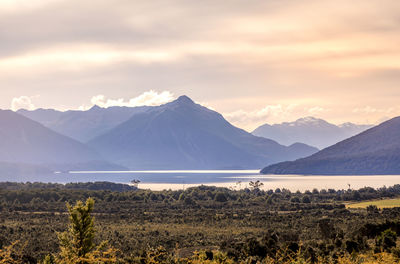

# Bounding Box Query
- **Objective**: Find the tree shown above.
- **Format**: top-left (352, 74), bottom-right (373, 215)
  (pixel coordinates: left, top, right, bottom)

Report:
top-left (318, 218), bottom-right (335, 240)
top-left (130, 179), bottom-right (140, 188)
top-left (366, 205), bottom-right (379, 214)
top-left (184, 196), bottom-right (195, 205)
top-left (290, 197), bottom-right (300, 203)
top-left (376, 229), bottom-right (397, 252)
top-left (249, 180), bottom-right (264, 191)
top-left (302, 196), bottom-right (311, 204)
top-left (56, 198), bottom-right (118, 264)
top-left (214, 192), bottom-right (227, 202)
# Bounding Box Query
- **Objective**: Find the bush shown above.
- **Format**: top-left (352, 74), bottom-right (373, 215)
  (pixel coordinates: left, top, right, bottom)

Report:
top-left (214, 192), bottom-right (227, 202)
top-left (376, 229), bottom-right (397, 252)
top-left (302, 196), bottom-right (311, 203)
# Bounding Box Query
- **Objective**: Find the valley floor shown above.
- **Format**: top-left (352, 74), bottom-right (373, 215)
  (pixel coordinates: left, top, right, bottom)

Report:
top-left (1, 182), bottom-right (400, 263)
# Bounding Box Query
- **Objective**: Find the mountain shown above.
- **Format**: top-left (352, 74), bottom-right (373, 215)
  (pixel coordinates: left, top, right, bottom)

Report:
top-left (88, 96), bottom-right (318, 170)
top-left (18, 105), bottom-right (151, 142)
top-left (0, 161), bottom-right (52, 177)
top-left (339, 122), bottom-right (374, 136)
top-left (261, 116), bottom-right (400, 175)
top-left (252, 117), bottom-right (372, 149)
top-left (0, 110), bottom-right (124, 171)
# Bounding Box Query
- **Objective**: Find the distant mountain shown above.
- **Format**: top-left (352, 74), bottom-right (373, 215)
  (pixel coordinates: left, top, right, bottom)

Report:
top-left (261, 116), bottom-right (400, 175)
top-left (18, 105), bottom-right (150, 142)
top-left (0, 110), bottom-right (124, 172)
top-left (88, 96), bottom-right (318, 170)
top-left (252, 117), bottom-right (372, 149)
top-left (0, 161), bottom-right (52, 177)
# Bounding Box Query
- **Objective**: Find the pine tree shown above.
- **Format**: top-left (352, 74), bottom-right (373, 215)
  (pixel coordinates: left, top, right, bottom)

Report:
top-left (56, 198), bottom-right (118, 264)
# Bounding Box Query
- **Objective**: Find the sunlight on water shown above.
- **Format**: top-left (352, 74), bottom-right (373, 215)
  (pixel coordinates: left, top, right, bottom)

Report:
top-left (139, 174), bottom-right (400, 191)
top-left (3, 170), bottom-right (399, 192)
top-left (49, 171), bottom-right (400, 192)
top-left (69, 170), bottom-right (260, 174)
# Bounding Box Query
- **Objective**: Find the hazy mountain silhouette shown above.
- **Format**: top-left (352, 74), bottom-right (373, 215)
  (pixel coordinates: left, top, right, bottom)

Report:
top-left (261, 116), bottom-right (400, 175)
top-left (0, 110), bottom-right (124, 171)
top-left (18, 105), bottom-right (150, 142)
top-left (0, 161), bottom-right (52, 177)
top-left (88, 96), bottom-right (318, 169)
top-left (252, 117), bottom-right (372, 149)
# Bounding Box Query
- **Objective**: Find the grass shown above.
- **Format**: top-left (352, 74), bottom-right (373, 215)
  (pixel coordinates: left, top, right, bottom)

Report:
top-left (346, 198), bottom-right (400, 209)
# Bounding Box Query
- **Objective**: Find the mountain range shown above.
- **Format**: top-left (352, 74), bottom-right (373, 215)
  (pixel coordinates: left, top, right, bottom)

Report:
top-left (252, 117), bottom-right (372, 149)
top-left (261, 116), bottom-right (400, 175)
top-left (1, 96), bottom-right (318, 175)
top-left (8, 95), bottom-right (400, 176)
top-left (87, 96), bottom-right (318, 169)
top-left (0, 110), bottom-right (124, 173)
top-left (18, 105), bottom-right (151, 142)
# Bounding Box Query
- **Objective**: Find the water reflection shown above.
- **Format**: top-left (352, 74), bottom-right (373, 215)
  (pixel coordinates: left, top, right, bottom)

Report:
top-left (3, 170), bottom-right (399, 192)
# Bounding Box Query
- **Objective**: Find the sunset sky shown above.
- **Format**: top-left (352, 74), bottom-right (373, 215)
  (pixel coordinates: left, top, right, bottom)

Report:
top-left (2, 0), bottom-right (400, 131)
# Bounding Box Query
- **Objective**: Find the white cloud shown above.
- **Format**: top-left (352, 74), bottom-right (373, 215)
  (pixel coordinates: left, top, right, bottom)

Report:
top-left (90, 90), bottom-right (175, 108)
top-left (223, 104), bottom-right (334, 131)
top-left (0, 0), bottom-right (62, 13)
top-left (307, 106), bottom-right (328, 115)
top-left (224, 104), bottom-right (298, 129)
top-left (78, 104), bottom-right (90, 111)
top-left (352, 106), bottom-right (395, 114)
top-left (11, 96), bottom-right (36, 111)
top-left (0, 45), bottom-right (178, 75)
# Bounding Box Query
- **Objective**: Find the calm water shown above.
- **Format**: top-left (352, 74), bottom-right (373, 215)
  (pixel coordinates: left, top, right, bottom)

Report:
top-left (7, 170), bottom-right (400, 191)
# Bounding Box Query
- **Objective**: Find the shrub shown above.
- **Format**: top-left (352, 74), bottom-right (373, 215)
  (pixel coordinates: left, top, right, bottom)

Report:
top-left (214, 192), bottom-right (227, 203)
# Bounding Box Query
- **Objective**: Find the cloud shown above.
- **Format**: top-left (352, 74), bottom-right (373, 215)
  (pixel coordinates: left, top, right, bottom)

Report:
top-left (222, 104), bottom-right (335, 131)
top-left (89, 90), bottom-right (175, 108)
top-left (307, 106), bottom-right (328, 115)
top-left (350, 106), bottom-right (400, 125)
top-left (0, 0), bottom-right (63, 13)
top-left (1, 0), bottom-right (400, 128)
top-left (11, 96), bottom-right (36, 111)
top-left (352, 106), bottom-right (396, 114)
top-left (224, 104), bottom-right (298, 129)
top-left (0, 45), bottom-right (178, 75)
top-left (2, 0), bottom-right (400, 75)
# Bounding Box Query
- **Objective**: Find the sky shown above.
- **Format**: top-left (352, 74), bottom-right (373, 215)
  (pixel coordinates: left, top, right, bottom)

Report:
top-left (1, 0), bottom-right (400, 131)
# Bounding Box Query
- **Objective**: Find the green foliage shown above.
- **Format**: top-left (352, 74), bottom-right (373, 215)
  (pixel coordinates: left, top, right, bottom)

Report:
top-left (142, 246), bottom-right (175, 264)
top-left (366, 205), bottom-right (379, 213)
top-left (58, 198), bottom-right (96, 260)
top-left (56, 198), bottom-right (118, 264)
top-left (376, 229), bottom-right (397, 252)
top-left (214, 192), bottom-right (227, 202)
top-left (301, 196), bottom-right (311, 204)
top-left (191, 250), bottom-right (234, 264)
top-left (249, 180), bottom-right (264, 191)
top-left (42, 254), bottom-right (55, 264)
top-left (3, 183), bottom-right (400, 263)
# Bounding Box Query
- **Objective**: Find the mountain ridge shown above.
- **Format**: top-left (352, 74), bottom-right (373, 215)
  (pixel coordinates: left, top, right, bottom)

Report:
top-left (261, 116), bottom-right (400, 175)
top-left (252, 116), bottom-right (372, 149)
top-left (18, 105), bottom-right (151, 142)
top-left (88, 96), bottom-right (318, 170)
top-left (0, 110), bottom-right (125, 173)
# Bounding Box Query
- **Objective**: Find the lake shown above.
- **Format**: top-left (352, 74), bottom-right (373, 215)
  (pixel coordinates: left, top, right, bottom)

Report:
top-left (9, 170), bottom-right (400, 191)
